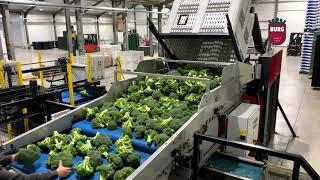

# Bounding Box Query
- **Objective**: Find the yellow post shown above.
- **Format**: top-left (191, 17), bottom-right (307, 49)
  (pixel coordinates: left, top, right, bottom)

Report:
top-left (22, 108), bottom-right (29, 132)
top-left (86, 55), bottom-right (92, 82)
top-left (69, 53), bottom-right (74, 65)
top-left (67, 64), bottom-right (75, 106)
top-left (0, 61), bottom-right (5, 89)
top-left (7, 123), bottom-right (12, 139)
top-left (37, 51), bottom-right (44, 86)
top-left (16, 63), bottom-right (23, 86)
top-left (116, 56), bottom-right (122, 81)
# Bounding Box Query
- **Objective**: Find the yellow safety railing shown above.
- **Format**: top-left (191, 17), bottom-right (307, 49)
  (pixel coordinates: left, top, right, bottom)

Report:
top-left (22, 108), bottom-right (29, 132)
top-left (7, 123), bottom-right (12, 139)
top-left (86, 55), bottom-right (92, 82)
top-left (38, 51), bottom-right (44, 86)
top-left (67, 64), bottom-right (75, 106)
top-left (116, 56), bottom-right (122, 81)
top-left (16, 62), bottom-right (23, 86)
top-left (69, 53), bottom-right (74, 65)
top-left (0, 61), bottom-right (5, 89)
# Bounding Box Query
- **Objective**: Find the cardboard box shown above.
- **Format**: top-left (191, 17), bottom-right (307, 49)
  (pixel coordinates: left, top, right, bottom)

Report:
top-left (104, 55), bottom-right (113, 67)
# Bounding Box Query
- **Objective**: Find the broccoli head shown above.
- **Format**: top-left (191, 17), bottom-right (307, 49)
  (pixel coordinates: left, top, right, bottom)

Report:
top-left (122, 118), bottom-right (134, 137)
top-left (37, 137), bottom-right (52, 150)
top-left (145, 129), bottom-right (158, 145)
top-left (137, 105), bottom-right (151, 113)
top-left (64, 142), bottom-right (78, 156)
top-left (46, 151), bottom-right (73, 169)
top-left (153, 133), bottom-right (170, 147)
top-left (97, 164), bottom-right (115, 180)
top-left (150, 106), bottom-right (164, 117)
top-left (134, 125), bottom-right (146, 139)
top-left (169, 92), bottom-right (179, 99)
top-left (169, 118), bottom-right (185, 131)
top-left (163, 127), bottom-right (174, 136)
top-left (75, 156), bottom-right (94, 177)
top-left (87, 150), bottom-right (103, 169)
top-left (152, 90), bottom-right (163, 100)
top-left (16, 144), bottom-right (41, 165)
top-left (119, 112), bottom-right (131, 125)
top-left (114, 167), bottom-right (134, 180)
top-left (97, 144), bottom-right (109, 154)
top-left (90, 133), bottom-right (113, 148)
top-left (115, 135), bottom-right (134, 159)
top-left (185, 93), bottom-right (202, 104)
top-left (100, 102), bottom-right (113, 110)
top-left (126, 153), bottom-right (141, 168)
top-left (106, 119), bottom-right (117, 130)
top-left (108, 110), bottom-right (123, 120)
top-left (76, 140), bottom-right (95, 155)
top-left (71, 128), bottom-right (87, 143)
top-left (114, 98), bottom-right (128, 109)
top-left (127, 84), bottom-right (139, 94)
top-left (128, 91), bottom-right (144, 102)
top-left (92, 118), bottom-right (105, 129)
top-left (86, 107), bottom-right (99, 120)
top-left (136, 113), bottom-right (150, 122)
top-left (107, 153), bottom-right (123, 170)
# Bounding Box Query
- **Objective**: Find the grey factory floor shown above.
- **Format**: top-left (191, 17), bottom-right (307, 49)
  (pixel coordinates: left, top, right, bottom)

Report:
top-left (12, 48), bottom-right (320, 175)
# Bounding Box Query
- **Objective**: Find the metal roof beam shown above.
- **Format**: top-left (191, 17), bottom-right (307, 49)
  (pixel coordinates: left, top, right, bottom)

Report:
top-left (24, 5), bottom-right (36, 15)
top-left (160, 0), bottom-right (174, 5)
top-left (53, 0), bottom-right (74, 16)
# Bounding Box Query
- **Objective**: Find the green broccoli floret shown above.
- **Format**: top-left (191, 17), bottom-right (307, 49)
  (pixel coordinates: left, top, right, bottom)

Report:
top-left (87, 150), bottom-right (103, 170)
top-left (106, 119), bottom-right (117, 130)
top-left (152, 90), bottom-right (163, 100)
top-left (114, 98), bottom-right (128, 109)
top-left (71, 128), bottom-right (87, 143)
top-left (108, 110), bottom-right (123, 120)
top-left (138, 80), bottom-right (147, 89)
top-left (16, 146), bottom-right (40, 165)
top-left (26, 144), bottom-right (41, 154)
top-left (92, 118), bottom-right (105, 129)
top-left (185, 93), bottom-right (202, 104)
top-left (126, 153), bottom-right (141, 168)
top-left (122, 117), bottom-right (134, 137)
top-left (114, 167), bottom-right (134, 180)
top-left (134, 125), bottom-right (146, 139)
top-left (128, 91), bottom-right (144, 102)
top-left (169, 118), bottom-right (185, 131)
top-left (143, 86), bottom-right (154, 96)
top-left (64, 142), bottom-right (77, 156)
top-left (107, 153), bottom-right (123, 170)
top-left (136, 113), bottom-right (150, 122)
top-left (131, 109), bottom-right (142, 118)
top-left (97, 144), bottom-right (109, 154)
top-left (37, 137), bottom-right (52, 150)
top-left (97, 164), bottom-right (115, 180)
top-left (127, 84), bottom-right (139, 94)
top-left (137, 105), bottom-right (151, 113)
top-left (90, 133), bottom-right (113, 148)
top-left (161, 85), bottom-right (171, 96)
top-left (176, 85), bottom-right (189, 98)
top-left (75, 156), bottom-right (94, 177)
top-left (145, 119), bottom-right (157, 130)
top-left (145, 129), bottom-right (158, 145)
top-left (150, 106), bottom-right (164, 117)
top-left (46, 151), bottom-right (73, 169)
top-left (153, 133), bottom-right (170, 147)
top-left (51, 131), bottom-right (70, 145)
top-left (169, 92), bottom-right (179, 99)
top-left (119, 112), bottom-right (131, 125)
top-left (86, 107), bottom-right (99, 119)
top-left (145, 77), bottom-right (156, 87)
top-left (115, 135), bottom-right (134, 159)
top-left (76, 140), bottom-right (95, 155)
top-left (163, 127), bottom-right (174, 136)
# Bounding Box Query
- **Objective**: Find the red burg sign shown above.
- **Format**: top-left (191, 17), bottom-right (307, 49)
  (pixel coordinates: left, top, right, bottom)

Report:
top-left (269, 18), bottom-right (287, 45)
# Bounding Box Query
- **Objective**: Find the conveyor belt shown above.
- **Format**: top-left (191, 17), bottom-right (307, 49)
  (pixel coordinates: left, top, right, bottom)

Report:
top-left (61, 91), bottom-right (88, 104)
top-left (72, 120), bottom-right (158, 153)
top-left (11, 132), bottom-right (152, 179)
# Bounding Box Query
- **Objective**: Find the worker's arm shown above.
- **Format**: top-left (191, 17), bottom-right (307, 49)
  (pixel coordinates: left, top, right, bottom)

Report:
top-left (0, 168), bottom-right (58, 180)
top-left (0, 155), bottom-right (14, 167)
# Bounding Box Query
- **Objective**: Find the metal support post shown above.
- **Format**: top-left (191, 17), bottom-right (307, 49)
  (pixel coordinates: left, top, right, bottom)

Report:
top-left (67, 64), bottom-right (75, 106)
top-left (116, 56), bottom-right (122, 81)
top-left (23, 108), bottom-right (29, 132)
top-left (274, 0), bottom-right (279, 18)
top-left (75, 0), bottom-right (84, 55)
top-left (69, 53), bottom-right (74, 65)
top-left (16, 63), bottom-right (23, 86)
top-left (38, 51), bottom-right (44, 86)
top-left (122, 0), bottom-right (128, 51)
top-left (53, 15), bottom-right (58, 41)
top-left (64, 0), bottom-right (73, 55)
top-left (23, 13), bottom-right (30, 48)
top-left (192, 133), bottom-right (200, 180)
top-left (7, 123), bottom-right (12, 139)
top-left (134, 6), bottom-right (137, 31)
top-left (148, 6), bottom-right (154, 57)
top-left (158, 6), bottom-right (164, 57)
top-left (0, 61), bottom-right (5, 89)
top-left (86, 55), bottom-right (92, 82)
top-left (278, 100), bottom-right (297, 137)
top-left (96, 16), bottom-right (100, 47)
top-left (112, 0), bottom-right (118, 45)
top-left (292, 161), bottom-right (300, 180)
top-left (1, 5), bottom-right (16, 60)
top-left (0, 30), bottom-right (5, 61)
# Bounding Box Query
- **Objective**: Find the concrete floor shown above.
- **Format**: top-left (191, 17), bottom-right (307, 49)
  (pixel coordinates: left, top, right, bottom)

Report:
top-left (12, 48), bottom-right (320, 174)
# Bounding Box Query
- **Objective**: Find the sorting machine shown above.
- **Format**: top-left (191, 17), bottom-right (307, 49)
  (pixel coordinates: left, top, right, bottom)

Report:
top-left (0, 0), bottom-right (319, 180)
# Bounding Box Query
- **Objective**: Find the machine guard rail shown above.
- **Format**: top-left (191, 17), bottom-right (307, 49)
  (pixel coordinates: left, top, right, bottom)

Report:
top-left (192, 133), bottom-right (320, 180)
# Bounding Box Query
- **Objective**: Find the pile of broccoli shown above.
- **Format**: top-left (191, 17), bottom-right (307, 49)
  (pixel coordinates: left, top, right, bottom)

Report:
top-left (16, 144), bottom-right (41, 165)
top-left (85, 66), bottom-right (221, 149)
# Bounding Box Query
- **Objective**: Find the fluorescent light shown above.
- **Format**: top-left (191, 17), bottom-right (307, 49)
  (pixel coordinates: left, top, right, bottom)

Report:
top-left (39, 8), bottom-right (43, 11)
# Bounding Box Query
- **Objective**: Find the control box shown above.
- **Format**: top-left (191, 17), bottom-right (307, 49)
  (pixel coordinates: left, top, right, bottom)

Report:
top-left (227, 103), bottom-right (260, 157)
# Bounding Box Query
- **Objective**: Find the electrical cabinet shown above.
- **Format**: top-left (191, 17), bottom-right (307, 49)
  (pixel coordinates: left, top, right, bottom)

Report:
top-left (227, 103), bottom-right (260, 157)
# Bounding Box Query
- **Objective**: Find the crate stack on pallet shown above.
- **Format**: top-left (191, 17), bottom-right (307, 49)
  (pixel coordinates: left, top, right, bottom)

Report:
top-left (300, 0), bottom-right (320, 73)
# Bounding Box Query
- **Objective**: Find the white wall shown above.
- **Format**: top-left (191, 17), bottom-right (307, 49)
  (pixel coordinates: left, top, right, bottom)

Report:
top-left (255, 0), bottom-right (307, 46)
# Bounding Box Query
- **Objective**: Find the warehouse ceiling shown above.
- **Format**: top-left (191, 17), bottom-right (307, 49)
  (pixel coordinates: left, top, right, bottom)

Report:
top-left (6, 0), bottom-right (172, 16)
